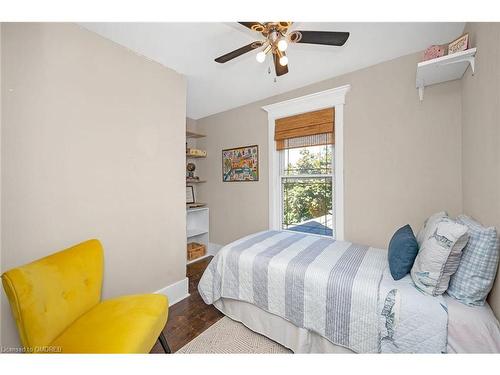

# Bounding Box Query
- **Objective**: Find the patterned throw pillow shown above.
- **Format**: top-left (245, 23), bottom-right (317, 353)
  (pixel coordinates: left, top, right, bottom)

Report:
top-left (411, 214), bottom-right (469, 296)
top-left (447, 215), bottom-right (500, 306)
top-left (416, 211), bottom-right (447, 248)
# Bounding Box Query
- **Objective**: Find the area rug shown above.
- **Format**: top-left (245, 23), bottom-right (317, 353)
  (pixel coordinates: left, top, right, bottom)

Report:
top-left (176, 317), bottom-right (292, 354)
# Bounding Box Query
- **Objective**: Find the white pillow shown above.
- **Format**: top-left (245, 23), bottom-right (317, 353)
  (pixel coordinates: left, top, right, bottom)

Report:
top-left (416, 211), bottom-right (447, 247)
top-left (411, 214), bottom-right (469, 296)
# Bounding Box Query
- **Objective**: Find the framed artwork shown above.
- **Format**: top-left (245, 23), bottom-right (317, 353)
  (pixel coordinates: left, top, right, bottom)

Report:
top-left (186, 186), bottom-right (195, 204)
top-left (448, 33), bottom-right (469, 55)
top-left (222, 145), bottom-right (259, 182)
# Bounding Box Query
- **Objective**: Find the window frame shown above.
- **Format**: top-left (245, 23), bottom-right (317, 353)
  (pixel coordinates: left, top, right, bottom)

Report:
top-left (262, 85), bottom-right (350, 240)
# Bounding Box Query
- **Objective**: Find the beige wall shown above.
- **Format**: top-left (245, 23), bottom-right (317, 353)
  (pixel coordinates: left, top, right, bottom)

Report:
top-left (1, 23), bottom-right (187, 347)
top-left (197, 105), bottom-right (270, 245)
top-left (461, 23), bottom-right (500, 318)
top-left (0, 23), bottom-right (3, 347)
top-left (197, 52), bottom-right (463, 249)
top-left (186, 117), bottom-right (198, 132)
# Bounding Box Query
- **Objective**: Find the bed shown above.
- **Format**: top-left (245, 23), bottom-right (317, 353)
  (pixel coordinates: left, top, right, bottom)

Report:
top-left (198, 230), bottom-right (500, 353)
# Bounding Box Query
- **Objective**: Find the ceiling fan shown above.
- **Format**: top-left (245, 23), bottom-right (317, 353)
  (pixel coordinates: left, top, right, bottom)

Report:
top-left (215, 22), bottom-right (350, 77)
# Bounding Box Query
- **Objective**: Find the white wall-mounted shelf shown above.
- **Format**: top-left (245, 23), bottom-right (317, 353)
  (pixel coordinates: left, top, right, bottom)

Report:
top-left (416, 48), bottom-right (476, 101)
top-left (187, 253), bottom-right (211, 265)
top-left (187, 207), bottom-right (209, 213)
top-left (187, 228), bottom-right (208, 238)
top-left (186, 130), bottom-right (206, 139)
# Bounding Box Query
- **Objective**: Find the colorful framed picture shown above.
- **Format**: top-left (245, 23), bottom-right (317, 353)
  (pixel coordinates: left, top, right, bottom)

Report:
top-left (448, 33), bottom-right (469, 55)
top-left (222, 145), bottom-right (259, 182)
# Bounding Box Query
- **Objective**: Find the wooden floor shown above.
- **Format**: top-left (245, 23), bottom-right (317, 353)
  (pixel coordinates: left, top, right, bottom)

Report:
top-left (150, 256), bottom-right (223, 353)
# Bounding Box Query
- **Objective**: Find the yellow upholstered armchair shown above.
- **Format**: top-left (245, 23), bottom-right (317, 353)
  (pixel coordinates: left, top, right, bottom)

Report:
top-left (1, 239), bottom-right (171, 353)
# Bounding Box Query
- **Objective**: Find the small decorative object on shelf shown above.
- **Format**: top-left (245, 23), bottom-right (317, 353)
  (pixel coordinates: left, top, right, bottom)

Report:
top-left (187, 242), bottom-right (206, 261)
top-left (423, 44), bottom-right (447, 61)
top-left (186, 148), bottom-right (207, 158)
top-left (448, 33), bottom-right (469, 55)
top-left (186, 186), bottom-right (195, 204)
top-left (186, 162), bottom-right (196, 179)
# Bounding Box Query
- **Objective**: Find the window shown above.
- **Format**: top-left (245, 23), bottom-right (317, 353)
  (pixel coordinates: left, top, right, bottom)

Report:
top-left (263, 85), bottom-right (350, 241)
top-left (275, 108), bottom-right (335, 238)
top-left (281, 142), bottom-right (334, 237)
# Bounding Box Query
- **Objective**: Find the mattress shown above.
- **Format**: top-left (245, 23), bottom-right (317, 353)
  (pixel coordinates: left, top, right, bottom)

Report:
top-left (214, 297), bottom-right (353, 353)
top-left (445, 294), bottom-right (500, 353)
top-left (214, 295), bottom-right (500, 354)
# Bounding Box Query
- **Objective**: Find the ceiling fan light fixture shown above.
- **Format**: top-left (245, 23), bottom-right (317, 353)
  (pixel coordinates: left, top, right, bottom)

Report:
top-left (216, 22), bottom-right (351, 77)
top-left (256, 51), bottom-right (266, 63)
top-left (277, 39), bottom-right (288, 52)
top-left (279, 55), bottom-right (288, 66)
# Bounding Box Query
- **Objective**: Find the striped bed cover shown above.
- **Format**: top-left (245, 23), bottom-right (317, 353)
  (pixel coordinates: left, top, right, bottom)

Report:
top-left (198, 230), bottom-right (448, 353)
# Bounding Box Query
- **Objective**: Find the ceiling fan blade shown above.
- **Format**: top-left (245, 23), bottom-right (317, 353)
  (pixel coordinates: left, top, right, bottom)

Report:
top-left (273, 52), bottom-right (289, 76)
top-left (215, 41), bottom-right (263, 63)
top-left (289, 31), bottom-right (350, 46)
top-left (238, 22), bottom-right (266, 33)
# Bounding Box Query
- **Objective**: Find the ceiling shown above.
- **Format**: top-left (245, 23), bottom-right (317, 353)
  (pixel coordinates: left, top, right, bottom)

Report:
top-left (81, 22), bottom-right (465, 119)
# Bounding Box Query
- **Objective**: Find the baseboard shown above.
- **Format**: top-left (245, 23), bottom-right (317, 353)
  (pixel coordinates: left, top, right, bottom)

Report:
top-left (208, 242), bottom-right (223, 256)
top-left (154, 277), bottom-right (189, 306)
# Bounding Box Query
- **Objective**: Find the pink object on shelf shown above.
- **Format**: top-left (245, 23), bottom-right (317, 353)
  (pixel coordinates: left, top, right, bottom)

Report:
top-left (423, 45), bottom-right (446, 61)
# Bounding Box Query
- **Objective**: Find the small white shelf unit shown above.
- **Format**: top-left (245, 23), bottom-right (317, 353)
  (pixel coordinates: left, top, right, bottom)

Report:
top-left (186, 207), bottom-right (209, 264)
top-left (416, 48), bottom-right (476, 101)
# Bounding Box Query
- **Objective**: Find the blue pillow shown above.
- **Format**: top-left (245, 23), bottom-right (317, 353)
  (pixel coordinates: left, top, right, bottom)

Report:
top-left (388, 224), bottom-right (419, 280)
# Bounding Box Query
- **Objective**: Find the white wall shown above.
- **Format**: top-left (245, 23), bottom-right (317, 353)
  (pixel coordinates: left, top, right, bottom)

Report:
top-left (1, 23), bottom-right (187, 347)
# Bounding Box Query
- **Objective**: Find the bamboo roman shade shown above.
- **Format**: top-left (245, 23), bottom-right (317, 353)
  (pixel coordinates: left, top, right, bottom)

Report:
top-left (274, 108), bottom-right (334, 151)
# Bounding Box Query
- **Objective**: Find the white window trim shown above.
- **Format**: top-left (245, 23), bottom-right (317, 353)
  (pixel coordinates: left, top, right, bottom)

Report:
top-left (262, 84), bottom-right (350, 240)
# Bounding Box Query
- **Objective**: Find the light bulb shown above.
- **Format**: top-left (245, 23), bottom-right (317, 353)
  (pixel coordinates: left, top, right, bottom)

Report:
top-left (279, 55), bottom-right (288, 66)
top-left (277, 39), bottom-right (288, 52)
top-left (256, 51), bottom-right (266, 63)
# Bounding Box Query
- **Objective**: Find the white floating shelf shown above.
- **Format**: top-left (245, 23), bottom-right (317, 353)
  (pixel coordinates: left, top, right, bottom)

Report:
top-left (186, 130), bottom-right (206, 139)
top-left (187, 228), bottom-right (209, 238)
top-left (416, 48), bottom-right (476, 101)
top-left (186, 154), bottom-right (206, 159)
top-left (187, 253), bottom-right (211, 265)
top-left (187, 207), bottom-right (209, 213)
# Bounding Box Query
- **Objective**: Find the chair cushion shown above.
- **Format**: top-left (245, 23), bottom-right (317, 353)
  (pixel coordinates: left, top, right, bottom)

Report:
top-left (50, 294), bottom-right (168, 353)
top-left (388, 225), bottom-right (419, 280)
top-left (1, 239), bottom-right (103, 348)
